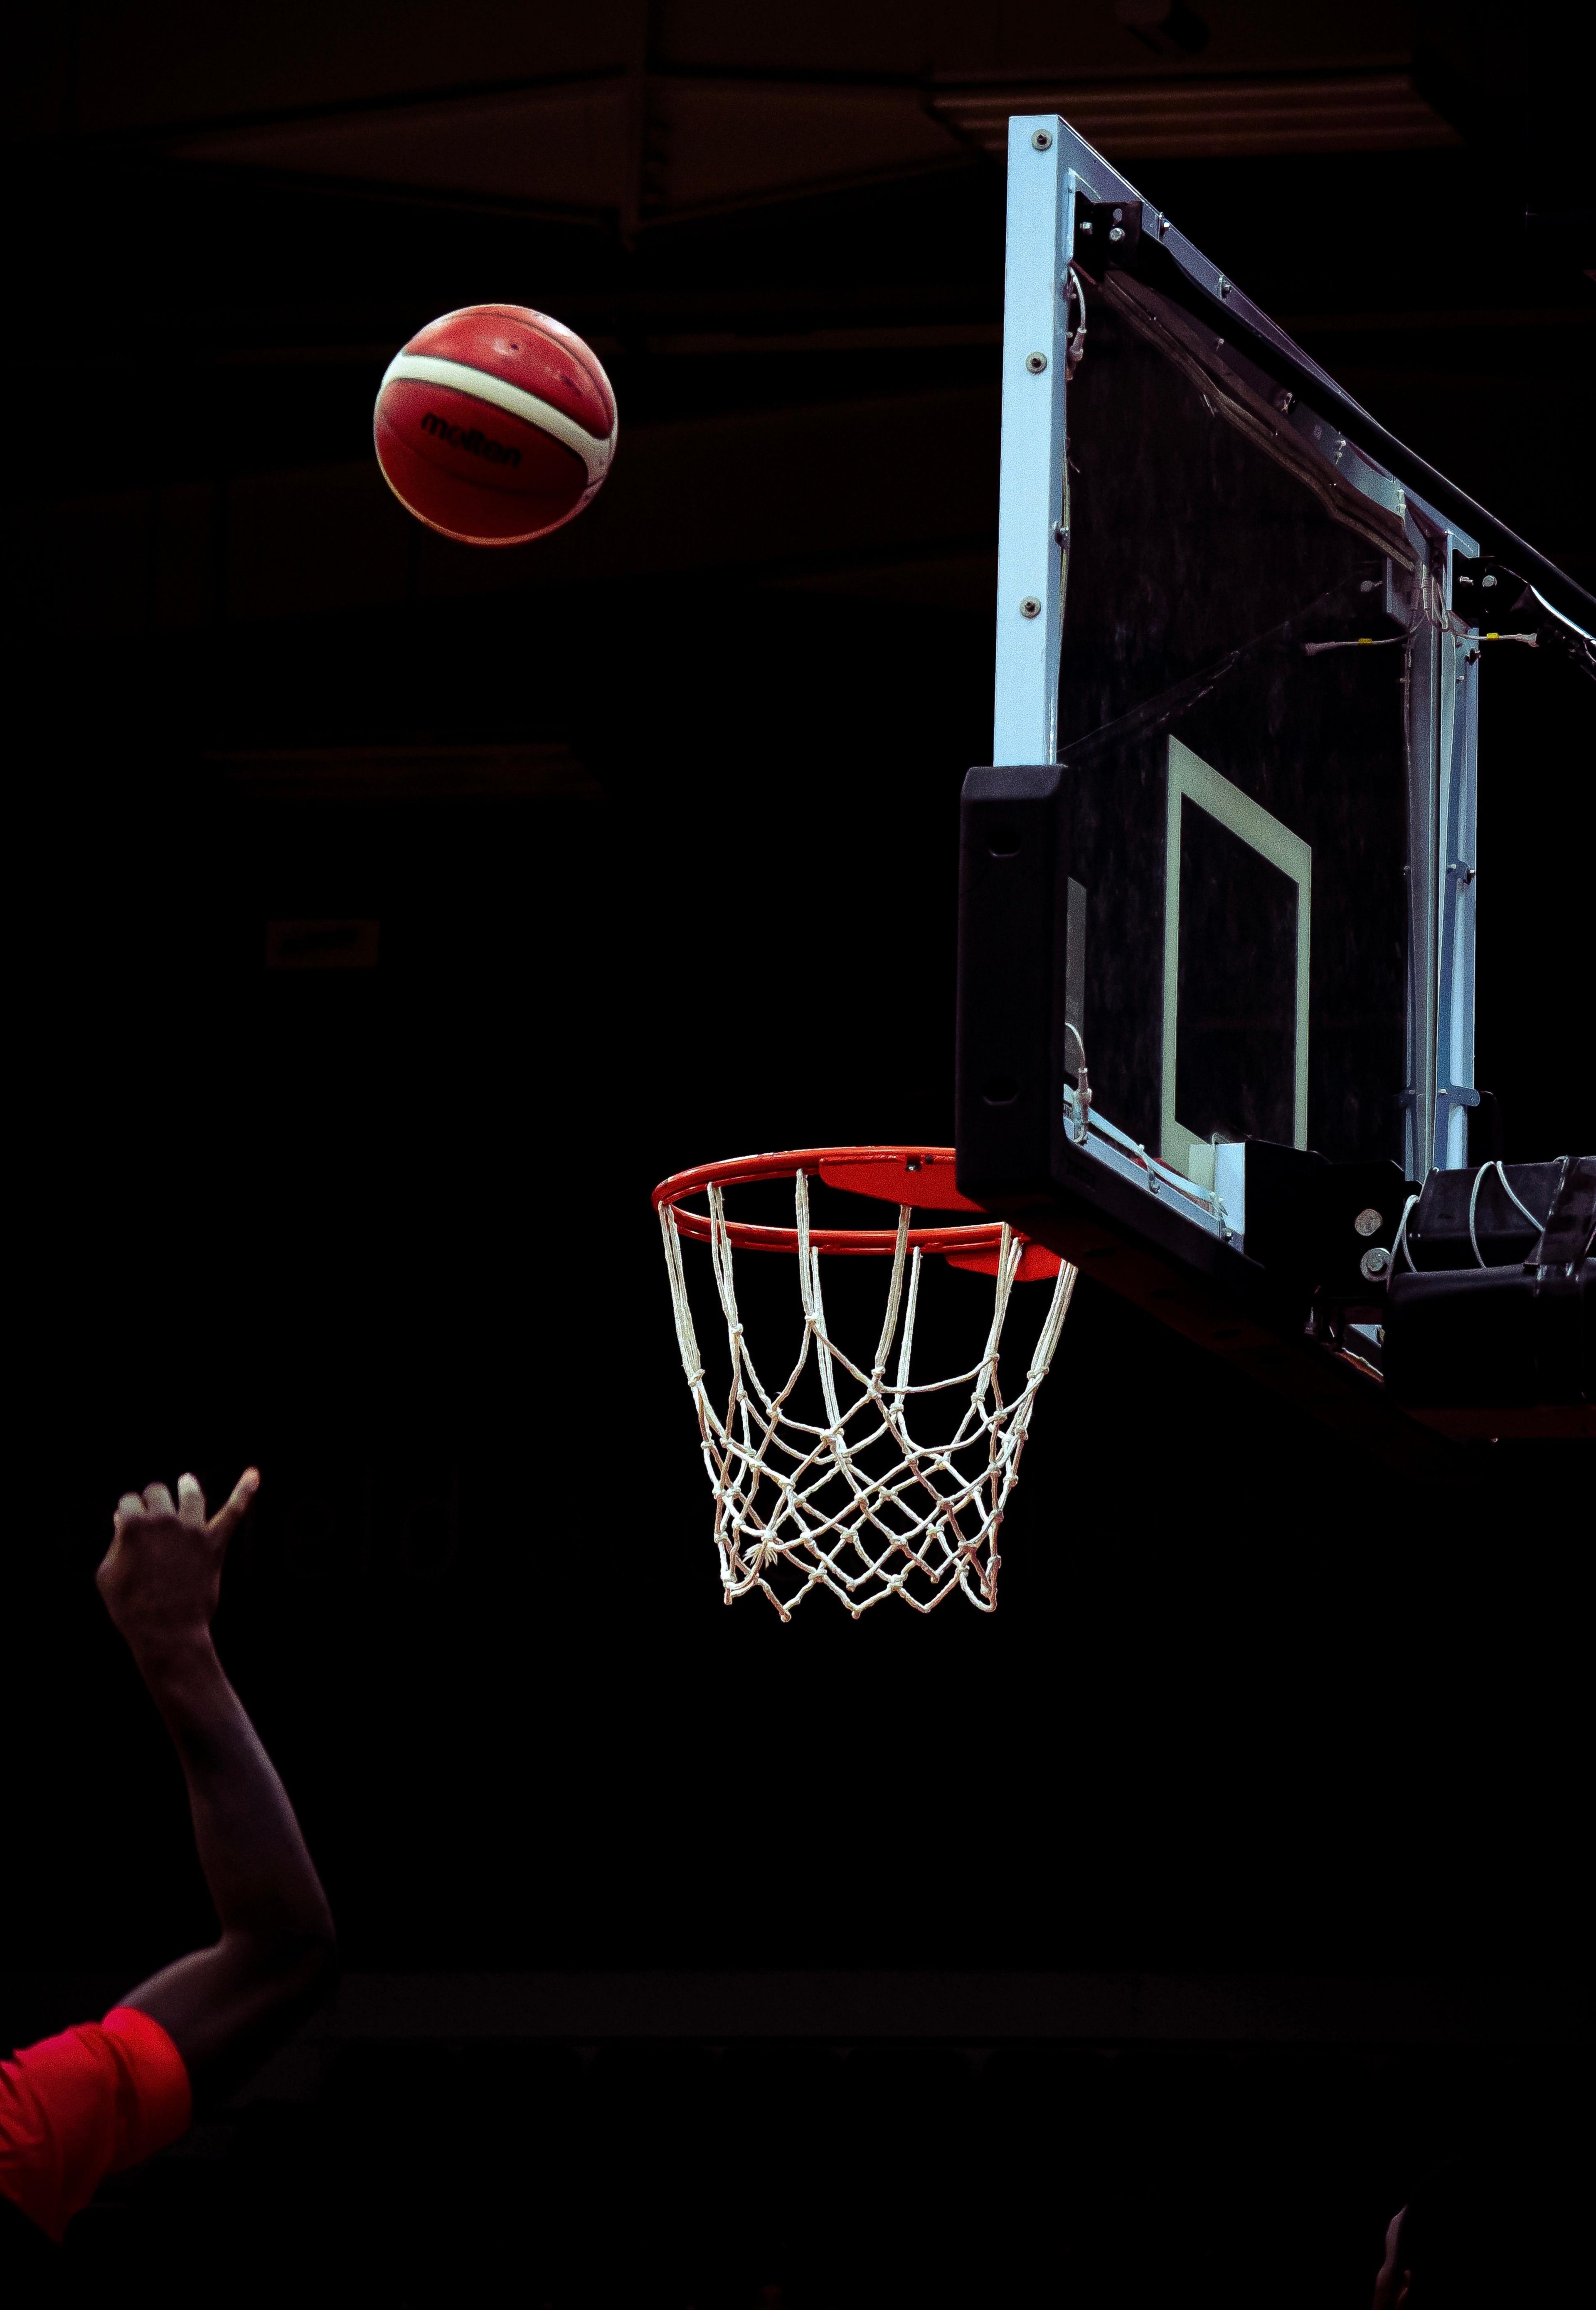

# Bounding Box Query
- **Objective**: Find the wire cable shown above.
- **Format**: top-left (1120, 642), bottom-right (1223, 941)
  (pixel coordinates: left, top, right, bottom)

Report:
top-left (1467, 1163), bottom-right (1489, 1267)
top-left (1494, 1159), bottom-right (1550, 1238)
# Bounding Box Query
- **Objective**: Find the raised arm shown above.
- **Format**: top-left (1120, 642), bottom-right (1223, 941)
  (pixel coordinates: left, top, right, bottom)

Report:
top-left (96, 1470), bottom-right (337, 2103)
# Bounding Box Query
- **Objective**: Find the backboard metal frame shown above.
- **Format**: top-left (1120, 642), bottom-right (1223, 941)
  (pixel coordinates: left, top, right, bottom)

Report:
top-left (990, 112), bottom-right (1485, 1198)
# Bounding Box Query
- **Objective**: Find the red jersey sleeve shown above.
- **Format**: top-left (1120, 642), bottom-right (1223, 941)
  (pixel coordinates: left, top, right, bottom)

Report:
top-left (0, 2006), bottom-right (192, 2244)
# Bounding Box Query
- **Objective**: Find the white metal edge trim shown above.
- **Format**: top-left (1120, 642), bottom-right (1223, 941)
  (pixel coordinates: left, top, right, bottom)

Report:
top-left (993, 118), bottom-right (1073, 766)
top-left (379, 352), bottom-right (615, 483)
top-left (1077, 1116), bottom-right (1231, 1243)
top-left (1162, 738), bottom-right (1313, 1174)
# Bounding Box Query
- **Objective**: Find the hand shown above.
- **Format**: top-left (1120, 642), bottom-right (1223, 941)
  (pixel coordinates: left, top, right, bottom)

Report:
top-left (97, 1469), bottom-right (260, 1659)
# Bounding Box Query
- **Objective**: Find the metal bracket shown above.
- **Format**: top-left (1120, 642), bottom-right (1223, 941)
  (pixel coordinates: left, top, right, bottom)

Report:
top-left (1074, 197), bottom-right (1143, 262)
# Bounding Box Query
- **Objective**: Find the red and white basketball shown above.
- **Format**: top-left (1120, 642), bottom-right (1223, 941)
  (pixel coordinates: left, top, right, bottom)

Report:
top-left (374, 304), bottom-right (617, 547)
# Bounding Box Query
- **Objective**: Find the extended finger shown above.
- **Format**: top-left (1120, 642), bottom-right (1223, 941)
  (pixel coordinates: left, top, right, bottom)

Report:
top-left (116, 1491), bottom-right (146, 1526)
top-left (177, 1472), bottom-right (207, 1527)
top-left (208, 1466), bottom-right (261, 1547)
top-left (143, 1481), bottom-right (176, 1517)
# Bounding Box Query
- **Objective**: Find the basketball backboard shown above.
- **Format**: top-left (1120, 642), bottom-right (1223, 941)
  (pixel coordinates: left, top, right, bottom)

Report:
top-left (955, 117), bottom-right (1596, 1444)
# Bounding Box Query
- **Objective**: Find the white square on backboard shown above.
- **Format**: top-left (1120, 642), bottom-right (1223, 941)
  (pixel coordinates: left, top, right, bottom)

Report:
top-left (1161, 736), bottom-right (1311, 1187)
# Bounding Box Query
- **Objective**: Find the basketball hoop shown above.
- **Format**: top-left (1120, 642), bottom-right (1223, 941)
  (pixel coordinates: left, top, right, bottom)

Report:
top-left (653, 1148), bottom-right (1077, 1618)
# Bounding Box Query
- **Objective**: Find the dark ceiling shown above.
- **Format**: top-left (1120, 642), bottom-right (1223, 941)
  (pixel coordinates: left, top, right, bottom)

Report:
top-left (12, 0), bottom-right (1594, 643)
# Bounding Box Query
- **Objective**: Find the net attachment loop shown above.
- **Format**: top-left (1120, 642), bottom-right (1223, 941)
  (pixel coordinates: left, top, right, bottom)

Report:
top-left (653, 1147), bottom-right (1077, 1619)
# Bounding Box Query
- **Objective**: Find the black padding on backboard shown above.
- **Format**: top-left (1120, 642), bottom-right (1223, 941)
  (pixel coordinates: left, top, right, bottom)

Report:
top-left (956, 765), bottom-right (1066, 1206)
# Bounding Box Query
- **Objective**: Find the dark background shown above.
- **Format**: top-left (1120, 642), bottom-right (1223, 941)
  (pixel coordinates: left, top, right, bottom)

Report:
top-left (5, 4), bottom-right (1591, 2302)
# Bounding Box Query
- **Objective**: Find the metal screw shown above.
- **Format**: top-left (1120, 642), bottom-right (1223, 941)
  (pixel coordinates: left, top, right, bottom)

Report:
top-left (1032, 128), bottom-right (1053, 150)
top-left (1079, 219), bottom-right (1094, 235)
top-left (1053, 520), bottom-right (1069, 545)
top-left (1360, 1245), bottom-right (1391, 1281)
top-left (1157, 213), bottom-right (1170, 237)
top-left (1354, 1207), bottom-right (1384, 1239)
top-left (1482, 572), bottom-right (1498, 588)
top-left (1111, 207), bottom-right (1123, 223)
top-left (1020, 596), bottom-right (1042, 618)
top-left (1148, 1172), bottom-right (1161, 1194)
top-left (1108, 226), bottom-right (1124, 243)
top-left (1217, 275), bottom-right (1231, 298)
top-left (1025, 351), bottom-right (1048, 373)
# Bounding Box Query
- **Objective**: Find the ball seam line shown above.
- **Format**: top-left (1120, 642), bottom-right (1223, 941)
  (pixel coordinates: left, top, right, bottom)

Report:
top-left (379, 352), bottom-right (616, 483)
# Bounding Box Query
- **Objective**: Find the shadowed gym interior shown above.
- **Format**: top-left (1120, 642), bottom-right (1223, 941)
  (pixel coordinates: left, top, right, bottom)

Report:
top-left (5, 4), bottom-right (1591, 2303)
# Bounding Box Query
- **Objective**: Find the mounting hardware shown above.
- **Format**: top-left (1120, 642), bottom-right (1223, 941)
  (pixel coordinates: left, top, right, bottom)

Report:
top-left (1354, 1207), bottom-right (1384, 1238)
top-left (1217, 275), bottom-right (1231, 297)
top-left (1053, 520), bottom-right (1069, 545)
top-left (1025, 351), bottom-right (1048, 373)
top-left (1019, 596), bottom-right (1042, 618)
top-left (1074, 199), bottom-right (1142, 260)
top-left (1360, 1245), bottom-right (1392, 1281)
top-left (1031, 128), bottom-right (1054, 150)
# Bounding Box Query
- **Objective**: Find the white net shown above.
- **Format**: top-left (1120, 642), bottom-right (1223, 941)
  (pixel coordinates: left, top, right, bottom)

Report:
top-left (659, 1169), bottom-right (1077, 1617)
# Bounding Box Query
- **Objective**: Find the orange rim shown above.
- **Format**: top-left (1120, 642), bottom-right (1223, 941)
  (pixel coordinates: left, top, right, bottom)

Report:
top-left (651, 1145), bottom-right (1018, 1259)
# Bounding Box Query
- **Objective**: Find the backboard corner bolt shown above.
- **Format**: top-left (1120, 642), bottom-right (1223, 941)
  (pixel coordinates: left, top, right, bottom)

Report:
top-left (1031, 128), bottom-right (1053, 150)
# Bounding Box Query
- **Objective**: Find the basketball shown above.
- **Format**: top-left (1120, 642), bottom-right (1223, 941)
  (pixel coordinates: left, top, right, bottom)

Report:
top-left (374, 304), bottom-right (617, 547)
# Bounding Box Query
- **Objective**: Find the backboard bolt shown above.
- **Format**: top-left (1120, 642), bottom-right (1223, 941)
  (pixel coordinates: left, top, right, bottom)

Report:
top-left (1217, 274), bottom-right (1231, 297)
top-left (1054, 521), bottom-right (1069, 545)
top-left (1032, 128), bottom-right (1053, 149)
top-left (1108, 226), bottom-right (1124, 242)
top-left (1354, 1207), bottom-right (1384, 1237)
top-left (1025, 350), bottom-right (1048, 372)
top-left (1019, 596), bottom-right (1042, 618)
top-left (1360, 1246), bottom-right (1391, 1281)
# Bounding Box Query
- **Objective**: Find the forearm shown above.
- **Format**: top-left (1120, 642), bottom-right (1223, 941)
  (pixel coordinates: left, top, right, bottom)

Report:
top-left (119, 1630), bottom-right (335, 2096)
top-left (99, 1468), bottom-right (336, 2101)
top-left (131, 1632), bottom-right (333, 1951)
